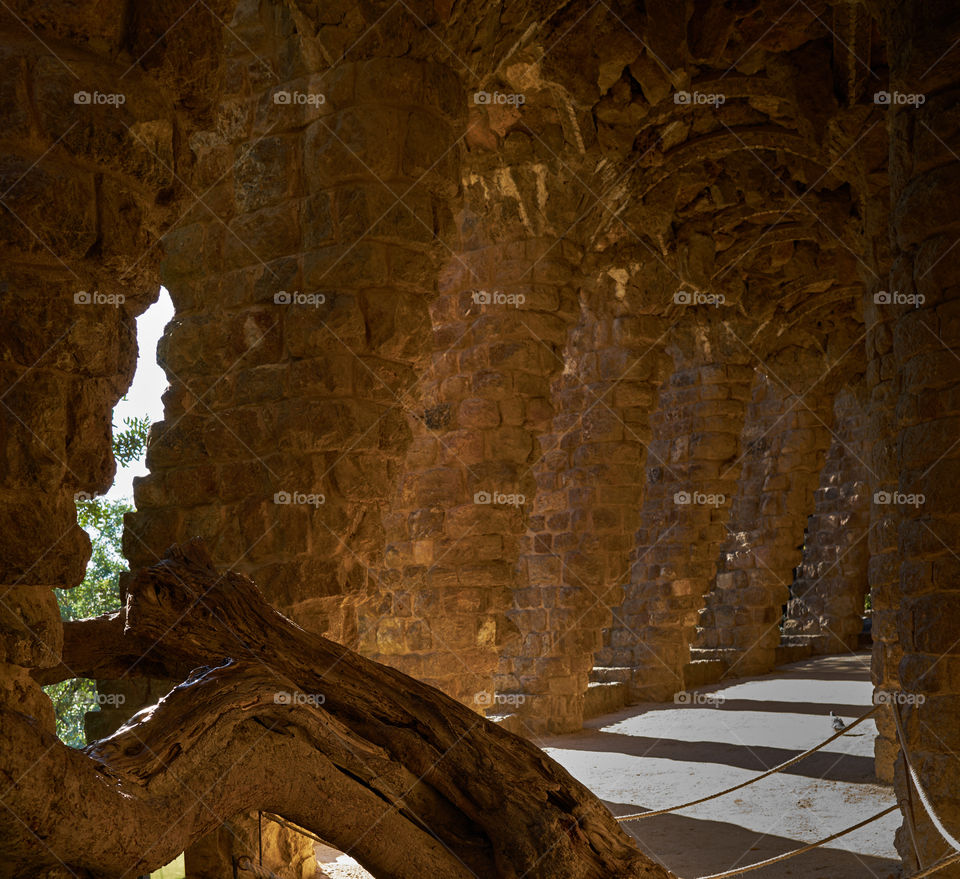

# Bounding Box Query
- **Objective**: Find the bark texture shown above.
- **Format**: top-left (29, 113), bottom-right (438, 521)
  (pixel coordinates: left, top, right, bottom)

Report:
top-left (15, 540), bottom-right (671, 879)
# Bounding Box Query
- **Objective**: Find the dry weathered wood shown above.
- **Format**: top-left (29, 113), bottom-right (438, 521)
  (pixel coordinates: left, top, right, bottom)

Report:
top-left (8, 540), bottom-right (673, 879)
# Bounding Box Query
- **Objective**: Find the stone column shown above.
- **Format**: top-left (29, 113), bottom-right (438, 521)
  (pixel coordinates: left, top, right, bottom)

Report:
top-left (609, 344), bottom-right (753, 701)
top-left (875, 2), bottom-right (960, 873)
top-left (783, 387), bottom-right (872, 653)
top-left (496, 302), bottom-right (670, 734)
top-left (0, 9), bottom-right (177, 739)
top-left (126, 47), bottom-right (463, 644)
top-left (365, 239), bottom-right (580, 707)
top-left (695, 367), bottom-right (834, 676)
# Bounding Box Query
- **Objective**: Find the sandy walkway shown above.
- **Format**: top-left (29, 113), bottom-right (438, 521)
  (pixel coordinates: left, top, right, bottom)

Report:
top-left (542, 652), bottom-right (899, 879)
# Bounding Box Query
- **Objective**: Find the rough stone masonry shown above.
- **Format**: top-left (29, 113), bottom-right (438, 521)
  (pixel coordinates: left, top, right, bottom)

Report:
top-left (1, 0), bottom-right (959, 876)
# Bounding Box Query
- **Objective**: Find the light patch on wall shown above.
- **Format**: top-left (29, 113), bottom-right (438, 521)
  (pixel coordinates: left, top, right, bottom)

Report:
top-left (607, 267), bottom-right (630, 300)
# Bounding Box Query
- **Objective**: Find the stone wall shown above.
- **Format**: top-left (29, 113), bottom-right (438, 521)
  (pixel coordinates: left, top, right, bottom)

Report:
top-left (608, 340), bottom-right (753, 701)
top-left (125, 4), bottom-right (465, 648)
top-left (783, 387), bottom-right (872, 653)
top-left (0, 0), bottom-right (225, 739)
top-left (2, 1), bottom-right (960, 877)
top-left (502, 292), bottom-right (672, 733)
top-left (872, 2), bottom-right (960, 872)
top-left (695, 365), bottom-right (835, 676)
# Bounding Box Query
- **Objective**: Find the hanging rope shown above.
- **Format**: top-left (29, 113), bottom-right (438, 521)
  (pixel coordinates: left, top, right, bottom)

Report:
top-left (890, 700), bottom-right (960, 854)
top-left (907, 851), bottom-right (960, 878)
top-left (616, 704), bottom-right (880, 822)
top-left (690, 805), bottom-right (898, 879)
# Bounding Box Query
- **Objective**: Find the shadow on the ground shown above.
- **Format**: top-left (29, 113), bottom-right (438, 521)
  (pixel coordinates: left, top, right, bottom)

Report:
top-left (554, 730), bottom-right (879, 783)
top-left (612, 808), bottom-right (900, 879)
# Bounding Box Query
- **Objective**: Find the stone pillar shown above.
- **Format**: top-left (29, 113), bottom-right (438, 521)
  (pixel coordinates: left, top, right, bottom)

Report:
top-left (783, 387), bottom-right (872, 653)
top-left (365, 239), bottom-right (580, 707)
top-left (119, 7), bottom-right (464, 872)
top-left (695, 367), bottom-right (834, 676)
top-left (126, 44), bottom-right (463, 645)
top-left (609, 347), bottom-right (753, 701)
top-left (0, 5), bottom-right (177, 739)
top-left (876, 2), bottom-right (960, 872)
top-left (498, 303), bottom-right (670, 734)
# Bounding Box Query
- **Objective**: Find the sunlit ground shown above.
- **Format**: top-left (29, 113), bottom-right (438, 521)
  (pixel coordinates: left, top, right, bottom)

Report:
top-left (542, 652), bottom-right (900, 879)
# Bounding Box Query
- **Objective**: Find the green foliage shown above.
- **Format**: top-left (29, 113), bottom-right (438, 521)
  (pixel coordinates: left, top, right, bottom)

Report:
top-left (60, 496), bottom-right (131, 620)
top-left (45, 678), bottom-right (99, 748)
top-left (112, 414), bottom-right (150, 468)
top-left (44, 415), bottom-right (150, 747)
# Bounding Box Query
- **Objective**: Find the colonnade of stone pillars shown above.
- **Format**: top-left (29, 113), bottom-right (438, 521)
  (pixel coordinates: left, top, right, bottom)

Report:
top-left (783, 387), bottom-right (872, 654)
top-left (694, 369), bottom-right (835, 676)
top-left (365, 239), bottom-right (580, 706)
top-left (497, 303), bottom-right (671, 734)
top-left (607, 348), bottom-right (753, 701)
top-left (872, 3), bottom-right (960, 872)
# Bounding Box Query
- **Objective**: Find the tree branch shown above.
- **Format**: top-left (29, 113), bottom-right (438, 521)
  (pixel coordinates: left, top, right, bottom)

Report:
top-left (7, 540), bottom-right (672, 879)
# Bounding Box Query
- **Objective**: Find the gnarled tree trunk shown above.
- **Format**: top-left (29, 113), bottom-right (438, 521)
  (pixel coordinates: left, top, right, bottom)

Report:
top-left (15, 540), bottom-right (672, 879)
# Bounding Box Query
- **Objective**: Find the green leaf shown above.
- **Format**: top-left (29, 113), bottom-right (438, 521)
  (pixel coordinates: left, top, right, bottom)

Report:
top-left (113, 415), bottom-right (150, 468)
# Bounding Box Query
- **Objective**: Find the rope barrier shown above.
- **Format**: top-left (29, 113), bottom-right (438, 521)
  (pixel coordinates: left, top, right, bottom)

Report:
top-left (891, 700), bottom-right (960, 855)
top-left (907, 851), bottom-right (960, 878)
top-left (616, 704), bottom-right (880, 822)
top-left (690, 805), bottom-right (899, 879)
top-left (256, 699), bottom-right (960, 879)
